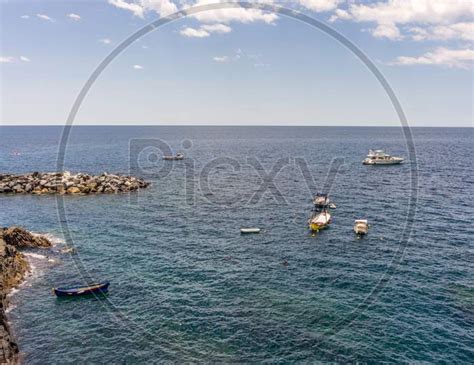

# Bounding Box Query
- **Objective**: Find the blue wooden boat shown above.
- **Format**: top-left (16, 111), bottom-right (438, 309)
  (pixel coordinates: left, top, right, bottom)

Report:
top-left (53, 281), bottom-right (110, 297)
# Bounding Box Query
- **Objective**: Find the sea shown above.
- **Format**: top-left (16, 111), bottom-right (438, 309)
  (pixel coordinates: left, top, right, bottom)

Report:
top-left (0, 126), bottom-right (472, 363)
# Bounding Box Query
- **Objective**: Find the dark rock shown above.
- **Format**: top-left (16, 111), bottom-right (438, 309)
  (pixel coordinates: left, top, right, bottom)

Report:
top-left (3, 227), bottom-right (52, 249)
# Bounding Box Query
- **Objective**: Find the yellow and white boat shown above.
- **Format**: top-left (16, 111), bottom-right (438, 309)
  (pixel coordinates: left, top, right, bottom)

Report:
top-left (309, 211), bottom-right (331, 232)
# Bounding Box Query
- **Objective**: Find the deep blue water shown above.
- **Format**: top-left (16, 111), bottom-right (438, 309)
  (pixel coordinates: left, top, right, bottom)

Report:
top-left (0, 126), bottom-right (472, 363)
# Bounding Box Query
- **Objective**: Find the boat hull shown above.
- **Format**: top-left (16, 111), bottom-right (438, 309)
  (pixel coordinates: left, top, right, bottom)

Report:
top-left (53, 282), bottom-right (110, 297)
top-left (240, 228), bottom-right (261, 234)
top-left (363, 158), bottom-right (404, 165)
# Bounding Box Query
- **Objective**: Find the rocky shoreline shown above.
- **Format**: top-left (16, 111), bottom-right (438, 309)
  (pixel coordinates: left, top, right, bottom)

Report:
top-left (0, 227), bottom-right (52, 364)
top-left (0, 172), bottom-right (150, 195)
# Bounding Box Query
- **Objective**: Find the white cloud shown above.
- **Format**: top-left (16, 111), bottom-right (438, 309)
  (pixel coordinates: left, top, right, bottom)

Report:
top-left (20, 15), bottom-right (30, 19)
top-left (133, 64), bottom-right (144, 69)
top-left (329, 8), bottom-right (351, 22)
top-left (190, 0), bottom-right (278, 24)
top-left (409, 22), bottom-right (474, 42)
top-left (331, 0), bottom-right (474, 41)
top-left (37, 14), bottom-right (54, 22)
top-left (0, 56), bottom-right (15, 63)
top-left (391, 47), bottom-right (474, 69)
top-left (107, 0), bottom-right (278, 27)
top-left (371, 23), bottom-right (403, 40)
top-left (201, 23), bottom-right (232, 34)
top-left (0, 56), bottom-right (31, 63)
top-left (180, 27), bottom-right (210, 38)
top-left (213, 56), bottom-right (229, 62)
top-left (140, 0), bottom-right (177, 17)
top-left (99, 38), bottom-right (112, 44)
top-left (340, 0), bottom-right (473, 25)
top-left (108, 0), bottom-right (144, 18)
top-left (298, 0), bottom-right (342, 13)
top-left (180, 23), bottom-right (231, 37)
top-left (67, 13), bottom-right (81, 21)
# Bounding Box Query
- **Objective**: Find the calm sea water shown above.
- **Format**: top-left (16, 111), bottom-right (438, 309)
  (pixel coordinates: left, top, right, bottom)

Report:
top-left (0, 126), bottom-right (472, 363)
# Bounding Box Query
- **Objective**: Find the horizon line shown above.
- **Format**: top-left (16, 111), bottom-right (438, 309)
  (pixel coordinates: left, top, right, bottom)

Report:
top-left (0, 124), bottom-right (472, 128)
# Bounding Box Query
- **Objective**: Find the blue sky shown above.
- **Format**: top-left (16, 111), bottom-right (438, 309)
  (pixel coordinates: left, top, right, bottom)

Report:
top-left (1, 0), bottom-right (473, 126)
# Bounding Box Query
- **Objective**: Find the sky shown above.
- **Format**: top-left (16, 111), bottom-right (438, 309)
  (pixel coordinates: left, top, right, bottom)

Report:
top-left (0, 0), bottom-right (473, 127)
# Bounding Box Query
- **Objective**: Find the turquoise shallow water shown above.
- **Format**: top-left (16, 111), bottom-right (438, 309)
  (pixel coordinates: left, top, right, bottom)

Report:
top-left (0, 126), bottom-right (472, 363)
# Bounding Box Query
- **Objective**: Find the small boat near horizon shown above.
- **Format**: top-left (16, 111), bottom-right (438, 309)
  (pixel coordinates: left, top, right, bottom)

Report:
top-left (354, 219), bottom-right (369, 236)
top-left (163, 152), bottom-right (184, 161)
top-left (363, 150), bottom-right (404, 165)
top-left (53, 281), bottom-right (110, 297)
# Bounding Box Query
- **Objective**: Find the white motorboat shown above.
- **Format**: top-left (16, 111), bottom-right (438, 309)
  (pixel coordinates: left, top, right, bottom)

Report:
top-left (309, 211), bottom-right (331, 232)
top-left (240, 228), bottom-right (261, 234)
top-left (313, 193), bottom-right (329, 207)
top-left (354, 219), bottom-right (369, 235)
top-left (362, 150), bottom-right (404, 165)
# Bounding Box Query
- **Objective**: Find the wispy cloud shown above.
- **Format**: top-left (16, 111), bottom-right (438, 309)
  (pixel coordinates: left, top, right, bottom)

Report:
top-left (370, 23), bottom-right (403, 40)
top-left (133, 64), bottom-right (144, 69)
top-left (99, 38), bottom-right (112, 44)
top-left (408, 22), bottom-right (474, 42)
top-left (180, 27), bottom-right (210, 38)
top-left (67, 13), bottom-right (81, 21)
top-left (191, 0), bottom-right (278, 24)
top-left (36, 14), bottom-right (54, 22)
top-left (20, 15), bottom-right (30, 19)
top-left (298, 0), bottom-right (342, 12)
top-left (213, 56), bottom-right (230, 63)
top-left (391, 47), bottom-right (474, 69)
top-left (212, 49), bottom-right (267, 66)
top-left (108, 0), bottom-right (144, 18)
top-left (180, 23), bottom-right (231, 38)
top-left (330, 0), bottom-right (474, 41)
top-left (107, 0), bottom-right (278, 26)
top-left (0, 56), bottom-right (15, 63)
top-left (0, 56), bottom-right (31, 63)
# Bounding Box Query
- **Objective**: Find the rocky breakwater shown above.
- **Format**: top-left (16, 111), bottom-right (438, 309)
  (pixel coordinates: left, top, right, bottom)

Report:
top-left (0, 171), bottom-right (150, 195)
top-left (1, 227), bottom-right (52, 364)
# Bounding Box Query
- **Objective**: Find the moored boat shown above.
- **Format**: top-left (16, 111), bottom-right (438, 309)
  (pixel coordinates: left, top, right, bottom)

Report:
top-left (240, 228), bottom-right (261, 234)
top-left (53, 281), bottom-right (110, 297)
top-left (362, 150), bottom-right (403, 165)
top-left (163, 152), bottom-right (184, 161)
top-left (309, 211), bottom-right (331, 232)
top-left (354, 219), bottom-right (369, 236)
top-left (313, 193), bottom-right (329, 208)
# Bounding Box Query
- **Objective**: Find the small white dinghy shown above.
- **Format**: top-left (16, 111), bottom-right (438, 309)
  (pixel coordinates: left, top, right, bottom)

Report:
top-left (240, 228), bottom-right (261, 234)
top-left (354, 219), bottom-right (369, 236)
